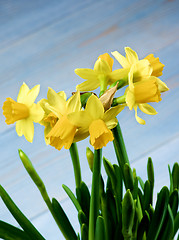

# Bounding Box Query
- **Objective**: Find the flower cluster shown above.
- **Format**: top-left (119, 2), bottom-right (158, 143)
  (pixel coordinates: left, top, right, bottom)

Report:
top-left (2, 47), bottom-right (168, 150)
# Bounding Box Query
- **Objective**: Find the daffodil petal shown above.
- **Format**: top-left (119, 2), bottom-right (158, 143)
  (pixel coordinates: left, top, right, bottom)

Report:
top-left (126, 88), bottom-right (135, 110)
top-left (154, 77), bottom-right (169, 92)
top-left (18, 118), bottom-right (34, 142)
top-left (24, 85), bottom-right (40, 107)
top-left (58, 91), bottom-right (67, 100)
top-left (68, 111), bottom-right (92, 128)
top-left (66, 91), bottom-right (81, 113)
top-left (105, 118), bottom-right (118, 129)
top-left (16, 120), bottom-right (23, 137)
top-left (103, 105), bottom-right (125, 122)
top-left (17, 82), bottom-right (30, 103)
top-left (85, 94), bottom-right (104, 119)
top-left (134, 105), bottom-right (145, 125)
top-left (75, 68), bottom-right (98, 80)
top-left (94, 58), bottom-right (111, 73)
top-left (111, 51), bottom-right (129, 68)
top-left (47, 88), bottom-right (66, 115)
top-left (98, 53), bottom-right (114, 71)
top-left (109, 68), bottom-right (129, 81)
top-left (76, 79), bottom-right (100, 91)
top-left (138, 103), bottom-right (158, 115)
top-left (29, 103), bottom-right (44, 122)
top-left (74, 127), bottom-right (89, 142)
top-left (125, 47), bottom-right (139, 64)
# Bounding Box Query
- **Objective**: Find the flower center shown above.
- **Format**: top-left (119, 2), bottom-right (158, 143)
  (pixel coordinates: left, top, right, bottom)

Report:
top-left (3, 98), bottom-right (29, 124)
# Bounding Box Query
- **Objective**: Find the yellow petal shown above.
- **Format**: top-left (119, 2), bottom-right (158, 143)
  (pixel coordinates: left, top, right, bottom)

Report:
top-left (66, 91), bottom-right (81, 114)
top-left (76, 79), bottom-right (100, 91)
top-left (17, 82), bottom-right (30, 103)
top-left (49, 136), bottom-right (64, 151)
top-left (47, 88), bottom-right (66, 115)
top-left (24, 85), bottom-right (40, 107)
top-left (58, 91), bottom-right (67, 100)
top-left (68, 111), bottom-right (92, 128)
top-left (85, 94), bottom-right (104, 120)
top-left (145, 54), bottom-right (165, 77)
top-left (111, 51), bottom-right (129, 68)
top-left (138, 103), bottom-right (158, 115)
top-left (29, 103), bottom-right (44, 123)
top-left (89, 119), bottom-right (114, 149)
top-left (105, 118), bottom-right (118, 130)
top-left (94, 58), bottom-right (111, 74)
top-left (154, 77), bottom-right (169, 92)
top-left (103, 105), bottom-right (125, 123)
top-left (73, 127), bottom-right (89, 142)
top-left (109, 68), bottom-right (129, 82)
top-left (17, 118), bottom-right (34, 142)
top-left (98, 53), bottom-right (114, 71)
top-left (134, 105), bottom-right (145, 125)
top-left (125, 47), bottom-right (139, 65)
top-left (133, 59), bottom-right (152, 80)
top-left (75, 68), bottom-right (98, 80)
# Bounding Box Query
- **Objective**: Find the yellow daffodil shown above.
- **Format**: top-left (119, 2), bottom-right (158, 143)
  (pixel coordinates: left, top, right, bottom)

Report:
top-left (111, 47), bottom-right (166, 82)
top-left (43, 88), bottom-right (81, 150)
top-left (75, 53), bottom-right (128, 93)
top-left (2, 82), bottom-right (44, 142)
top-left (125, 65), bottom-right (165, 124)
top-left (68, 94), bottom-right (125, 149)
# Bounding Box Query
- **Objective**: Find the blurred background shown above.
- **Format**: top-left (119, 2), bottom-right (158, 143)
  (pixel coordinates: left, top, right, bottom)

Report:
top-left (0, 0), bottom-right (178, 239)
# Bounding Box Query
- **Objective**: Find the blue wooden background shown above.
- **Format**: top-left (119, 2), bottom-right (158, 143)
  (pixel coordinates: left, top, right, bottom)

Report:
top-left (0, 0), bottom-right (179, 239)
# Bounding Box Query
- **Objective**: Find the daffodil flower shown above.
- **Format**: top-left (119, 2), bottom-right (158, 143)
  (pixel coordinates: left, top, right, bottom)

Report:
top-left (43, 88), bottom-right (81, 150)
top-left (68, 94), bottom-right (125, 149)
top-left (125, 65), bottom-right (164, 124)
top-left (2, 83), bottom-right (44, 142)
top-left (75, 53), bottom-right (128, 93)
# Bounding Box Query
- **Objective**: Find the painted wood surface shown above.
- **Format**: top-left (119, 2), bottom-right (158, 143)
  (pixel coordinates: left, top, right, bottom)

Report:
top-left (0, 0), bottom-right (179, 239)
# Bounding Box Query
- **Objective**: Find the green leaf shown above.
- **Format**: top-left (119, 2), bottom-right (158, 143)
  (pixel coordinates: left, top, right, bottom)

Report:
top-left (0, 221), bottom-right (31, 240)
top-left (81, 224), bottom-right (88, 240)
top-left (103, 157), bottom-right (116, 192)
top-left (147, 157), bottom-right (154, 188)
top-left (143, 180), bottom-right (152, 212)
top-left (137, 212), bottom-right (150, 240)
top-left (174, 212), bottom-right (179, 237)
top-left (78, 210), bottom-right (88, 226)
top-left (62, 184), bottom-right (82, 212)
top-left (52, 198), bottom-right (77, 240)
top-left (123, 163), bottom-right (134, 191)
top-left (146, 186), bottom-right (169, 240)
top-left (169, 189), bottom-right (179, 218)
top-left (157, 205), bottom-right (174, 240)
top-left (138, 177), bottom-right (144, 191)
top-left (172, 162), bottom-right (179, 190)
top-left (0, 185), bottom-right (45, 240)
top-left (168, 165), bottom-right (173, 193)
top-left (122, 190), bottom-right (135, 239)
top-left (132, 177), bottom-right (138, 200)
top-left (95, 216), bottom-right (105, 240)
top-left (79, 181), bottom-right (91, 220)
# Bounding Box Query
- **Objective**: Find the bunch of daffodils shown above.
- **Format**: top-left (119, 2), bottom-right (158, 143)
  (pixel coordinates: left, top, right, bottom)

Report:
top-left (1, 47), bottom-right (177, 240)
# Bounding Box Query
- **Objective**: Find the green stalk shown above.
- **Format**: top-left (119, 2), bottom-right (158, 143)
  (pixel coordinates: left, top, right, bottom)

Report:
top-left (88, 149), bottom-right (102, 240)
top-left (18, 150), bottom-right (68, 237)
top-left (69, 143), bottom-right (82, 188)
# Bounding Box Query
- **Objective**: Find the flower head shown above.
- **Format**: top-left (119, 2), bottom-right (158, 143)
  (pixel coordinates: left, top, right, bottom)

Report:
top-left (68, 94), bottom-right (125, 149)
top-left (43, 88), bottom-right (81, 150)
top-left (75, 53), bottom-right (127, 93)
top-left (125, 65), bottom-right (168, 124)
top-left (2, 83), bottom-right (44, 142)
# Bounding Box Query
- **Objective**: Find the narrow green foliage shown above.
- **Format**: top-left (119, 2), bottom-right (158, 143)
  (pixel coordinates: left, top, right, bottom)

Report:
top-left (158, 205), bottom-right (174, 240)
top-left (146, 186), bottom-right (169, 240)
top-left (169, 189), bottom-right (179, 218)
top-left (52, 198), bottom-right (77, 240)
top-left (86, 147), bottom-right (94, 172)
top-left (95, 216), bottom-right (105, 240)
top-left (62, 184), bottom-right (82, 212)
top-left (122, 190), bottom-right (135, 239)
top-left (174, 212), bottom-right (179, 237)
top-left (78, 210), bottom-right (88, 226)
top-left (147, 157), bottom-right (154, 188)
top-left (168, 165), bottom-right (173, 193)
top-left (0, 221), bottom-right (31, 240)
top-left (79, 181), bottom-right (91, 220)
top-left (137, 212), bottom-right (150, 240)
top-left (81, 224), bottom-right (88, 240)
top-left (0, 185), bottom-right (45, 240)
top-left (133, 177), bottom-right (138, 200)
top-left (103, 157), bottom-right (116, 192)
top-left (172, 162), bottom-right (179, 190)
top-left (138, 176), bottom-right (144, 191)
top-left (123, 163), bottom-right (134, 191)
top-left (101, 193), bottom-right (110, 240)
top-left (144, 180), bottom-right (152, 212)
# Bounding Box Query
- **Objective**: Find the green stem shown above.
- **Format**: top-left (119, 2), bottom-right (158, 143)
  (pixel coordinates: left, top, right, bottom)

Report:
top-left (89, 149), bottom-right (102, 240)
top-left (69, 143), bottom-right (82, 188)
top-left (112, 95), bottom-right (126, 106)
